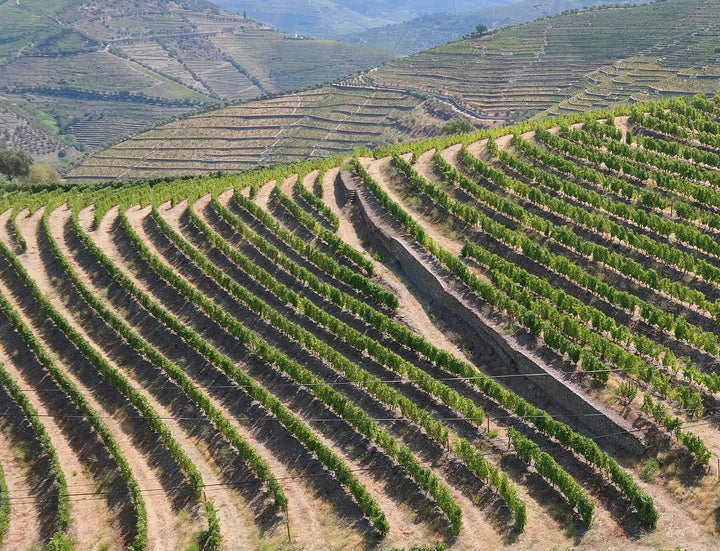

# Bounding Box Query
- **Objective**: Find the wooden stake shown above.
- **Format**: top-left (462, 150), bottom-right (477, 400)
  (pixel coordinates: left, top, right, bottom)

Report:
top-left (487, 417), bottom-right (490, 434)
top-left (286, 509), bottom-right (292, 545)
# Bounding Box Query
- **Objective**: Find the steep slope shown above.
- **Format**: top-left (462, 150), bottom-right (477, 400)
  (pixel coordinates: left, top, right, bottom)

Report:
top-left (68, 85), bottom-right (463, 181)
top-left (363, 0), bottom-right (720, 121)
top-left (339, 0), bottom-right (649, 54)
top-left (72, 0), bottom-right (720, 181)
top-left (0, 0), bottom-right (399, 166)
top-left (5, 94), bottom-right (720, 549)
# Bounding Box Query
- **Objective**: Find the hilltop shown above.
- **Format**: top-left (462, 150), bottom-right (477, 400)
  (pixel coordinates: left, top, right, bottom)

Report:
top-left (0, 0), bottom-right (399, 166)
top-left (2, 94), bottom-right (720, 549)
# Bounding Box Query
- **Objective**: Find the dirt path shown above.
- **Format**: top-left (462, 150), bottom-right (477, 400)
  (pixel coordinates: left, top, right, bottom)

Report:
top-left (217, 188), bottom-right (234, 202)
top-left (495, 134), bottom-right (514, 150)
top-left (466, 139), bottom-right (488, 159)
top-left (89, 204), bottom-right (344, 551)
top-left (49, 205), bottom-right (253, 550)
top-left (189, 192), bottom-right (442, 546)
top-left (302, 169), bottom-right (320, 195)
top-left (0, 417), bottom-right (41, 549)
top-left (413, 149), bottom-right (437, 184)
top-left (280, 174), bottom-right (297, 197)
top-left (360, 156), bottom-right (463, 258)
top-left (14, 207), bottom-right (187, 551)
top-left (252, 179), bottom-right (276, 213)
top-left (0, 254), bottom-right (118, 549)
top-left (614, 116), bottom-right (631, 139)
top-left (0, 210), bottom-right (14, 252)
top-left (440, 143), bottom-right (463, 167)
top-left (322, 166), bottom-right (468, 359)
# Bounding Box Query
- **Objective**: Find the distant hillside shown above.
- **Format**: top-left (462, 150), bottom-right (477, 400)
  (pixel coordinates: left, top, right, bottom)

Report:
top-left (72, 0), bottom-right (720, 181)
top-left (0, 0), bottom-right (399, 166)
top-left (363, 0), bottom-right (720, 121)
top-left (340, 0), bottom-right (649, 54)
top-left (213, 0), bottom-right (514, 38)
top-left (68, 85), bottom-right (470, 181)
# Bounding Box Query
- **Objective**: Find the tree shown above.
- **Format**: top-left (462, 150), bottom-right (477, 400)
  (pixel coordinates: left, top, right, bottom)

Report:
top-left (465, 23), bottom-right (489, 39)
top-left (19, 164), bottom-right (62, 185)
top-left (0, 149), bottom-right (33, 181)
top-left (442, 118), bottom-right (475, 135)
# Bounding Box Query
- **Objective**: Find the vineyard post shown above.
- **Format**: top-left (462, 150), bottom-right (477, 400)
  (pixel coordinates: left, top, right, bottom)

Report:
top-left (487, 417), bottom-right (490, 434)
top-left (286, 509), bottom-right (292, 545)
top-left (717, 457), bottom-right (719, 481)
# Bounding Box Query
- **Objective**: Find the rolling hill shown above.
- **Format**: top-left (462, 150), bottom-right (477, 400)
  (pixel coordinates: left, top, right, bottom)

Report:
top-left (2, 93), bottom-right (720, 549)
top-left (0, 0), bottom-right (399, 166)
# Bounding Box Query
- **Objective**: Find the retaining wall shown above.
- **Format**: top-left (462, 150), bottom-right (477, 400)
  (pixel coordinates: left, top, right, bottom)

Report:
top-left (339, 169), bottom-right (645, 456)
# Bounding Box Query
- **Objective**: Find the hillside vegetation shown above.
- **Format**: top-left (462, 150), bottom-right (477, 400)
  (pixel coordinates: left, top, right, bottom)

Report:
top-left (2, 94), bottom-right (720, 549)
top-left (0, 0), bottom-right (398, 165)
top-left (363, 0), bottom-right (720, 121)
top-left (67, 85), bottom-right (461, 182)
top-left (339, 0), bottom-right (648, 54)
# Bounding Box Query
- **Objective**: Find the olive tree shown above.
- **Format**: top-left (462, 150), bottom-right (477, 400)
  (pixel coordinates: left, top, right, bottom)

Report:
top-left (442, 118), bottom-right (475, 135)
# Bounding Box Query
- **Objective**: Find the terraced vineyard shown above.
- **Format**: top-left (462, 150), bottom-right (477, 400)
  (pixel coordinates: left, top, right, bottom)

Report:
top-left (67, 86), bottom-right (448, 182)
top-left (3, 94), bottom-right (720, 550)
top-left (364, 0), bottom-right (720, 123)
top-left (0, 0), bottom-right (400, 165)
top-left (73, 0), bottom-right (720, 182)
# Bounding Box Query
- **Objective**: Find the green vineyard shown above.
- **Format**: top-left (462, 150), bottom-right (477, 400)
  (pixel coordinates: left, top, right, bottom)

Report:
top-left (1, 94), bottom-right (720, 550)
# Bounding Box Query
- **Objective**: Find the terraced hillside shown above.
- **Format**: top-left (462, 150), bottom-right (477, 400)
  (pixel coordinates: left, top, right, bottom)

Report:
top-left (3, 94), bottom-right (720, 550)
top-left (67, 85), bottom-right (461, 182)
top-left (0, 0), bottom-right (399, 165)
top-left (339, 0), bottom-right (648, 54)
top-left (75, 0), bottom-right (720, 182)
top-left (364, 0), bottom-right (720, 122)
